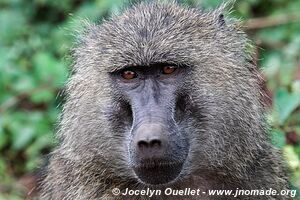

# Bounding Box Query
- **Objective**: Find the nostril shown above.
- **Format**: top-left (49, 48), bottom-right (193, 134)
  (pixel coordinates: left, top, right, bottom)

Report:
top-left (150, 139), bottom-right (161, 147)
top-left (133, 123), bottom-right (167, 152)
top-left (138, 140), bottom-right (149, 148)
top-left (137, 139), bottom-right (162, 149)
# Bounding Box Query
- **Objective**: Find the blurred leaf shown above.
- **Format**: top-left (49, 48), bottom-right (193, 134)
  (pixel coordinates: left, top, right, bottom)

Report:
top-left (30, 89), bottom-right (55, 103)
top-left (12, 126), bottom-right (35, 151)
top-left (0, 158), bottom-right (6, 178)
top-left (283, 145), bottom-right (300, 170)
top-left (284, 36), bottom-right (300, 59)
top-left (0, 10), bottom-right (27, 45)
top-left (0, 118), bottom-right (8, 150)
top-left (33, 52), bottom-right (68, 87)
top-left (273, 88), bottom-right (300, 125)
top-left (286, 112), bottom-right (300, 126)
top-left (279, 64), bottom-right (295, 87)
top-left (261, 51), bottom-right (281, 78)
top-left (3, 112), bottom-right (48, 150)
top-left (292, 81), bottom-right (300, 93)
top-left (12, 75), bottom-right (36, 93)
top-left (199, 0), bottom-right (223, 9)
top-left (25, 134), bottom-right (54, 171)
top-left (271, 129), bottom-right (286, 149)
top-left (0, 194), bottom-right (22, 200)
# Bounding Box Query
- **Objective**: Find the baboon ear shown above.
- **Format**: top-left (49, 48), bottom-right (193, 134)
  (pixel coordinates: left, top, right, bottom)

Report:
top-left (218, 13), bottom-right (226, 26)
top-left (215, 0), bottom-right (234, 27)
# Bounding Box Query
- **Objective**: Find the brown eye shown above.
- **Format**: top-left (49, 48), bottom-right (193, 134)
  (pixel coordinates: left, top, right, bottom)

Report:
top-left (162, 66), bottom-right (177, 74)
top-left (121, 70), bottom-right (137, 80)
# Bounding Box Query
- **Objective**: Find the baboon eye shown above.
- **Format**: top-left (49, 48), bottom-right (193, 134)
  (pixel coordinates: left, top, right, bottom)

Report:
top-left (162, 66), bottom-right (177, 74)
top-left (121, 70), bottom-right (137, 80)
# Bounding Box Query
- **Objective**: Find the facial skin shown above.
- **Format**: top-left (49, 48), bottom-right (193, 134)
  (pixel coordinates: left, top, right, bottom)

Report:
top-left (110, 64), bottom-right (190, 185)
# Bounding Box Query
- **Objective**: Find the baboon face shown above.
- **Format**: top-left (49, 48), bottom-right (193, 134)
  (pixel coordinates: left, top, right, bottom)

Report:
top-left (73, 3), bottom-right (255, 188)
top-left (110, 64), bottom-right (190, 185)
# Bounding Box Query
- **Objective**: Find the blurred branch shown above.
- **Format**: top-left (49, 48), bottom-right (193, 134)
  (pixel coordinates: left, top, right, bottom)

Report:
top-left (243, 13), bottom-right (300, 30)
top-left (256, 39), bottom-right (285, 49)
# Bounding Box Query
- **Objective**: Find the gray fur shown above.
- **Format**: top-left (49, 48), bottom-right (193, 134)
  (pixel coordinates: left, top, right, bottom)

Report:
top-left (40, 2), bottom-right (291, 200)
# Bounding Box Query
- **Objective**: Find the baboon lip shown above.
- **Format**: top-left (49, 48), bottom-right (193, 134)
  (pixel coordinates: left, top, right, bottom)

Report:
top-left (133, 160), bottom-right (183, 185)
top-left (134, 161), bottom-right (181, 169)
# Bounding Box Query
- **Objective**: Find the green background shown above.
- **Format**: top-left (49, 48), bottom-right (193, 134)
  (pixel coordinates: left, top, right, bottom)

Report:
top-left (0, 0), bottom-right (300, 199)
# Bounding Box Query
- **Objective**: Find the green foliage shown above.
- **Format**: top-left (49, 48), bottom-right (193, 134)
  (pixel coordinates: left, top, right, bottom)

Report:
top-left (0, 0), bottom-right (300, 198)
top-left (273, 88), bottom-right (300, 125)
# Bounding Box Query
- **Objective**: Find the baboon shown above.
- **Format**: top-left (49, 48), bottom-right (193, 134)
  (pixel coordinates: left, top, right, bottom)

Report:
top-left (41, 2), bottom-right (292, 200)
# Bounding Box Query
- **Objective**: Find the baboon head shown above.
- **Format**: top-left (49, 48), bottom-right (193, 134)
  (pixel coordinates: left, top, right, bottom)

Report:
top-left (61, 2), bottom-right (264, 187)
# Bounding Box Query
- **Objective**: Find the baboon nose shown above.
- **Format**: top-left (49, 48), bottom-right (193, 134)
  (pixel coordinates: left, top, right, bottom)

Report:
top-left (133, 123), bottom-right (167, 159)
top-left (137, 138), bottom-right (162, 148)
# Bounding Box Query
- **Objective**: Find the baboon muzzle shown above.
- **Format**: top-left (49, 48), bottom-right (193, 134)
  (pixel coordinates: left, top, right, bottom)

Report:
top-left (129, 104), bottom-right (187, 185)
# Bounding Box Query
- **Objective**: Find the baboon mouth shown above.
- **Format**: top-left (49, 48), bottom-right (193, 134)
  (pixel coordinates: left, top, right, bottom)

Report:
top-left (133, 160), bottom-right (183, 185)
